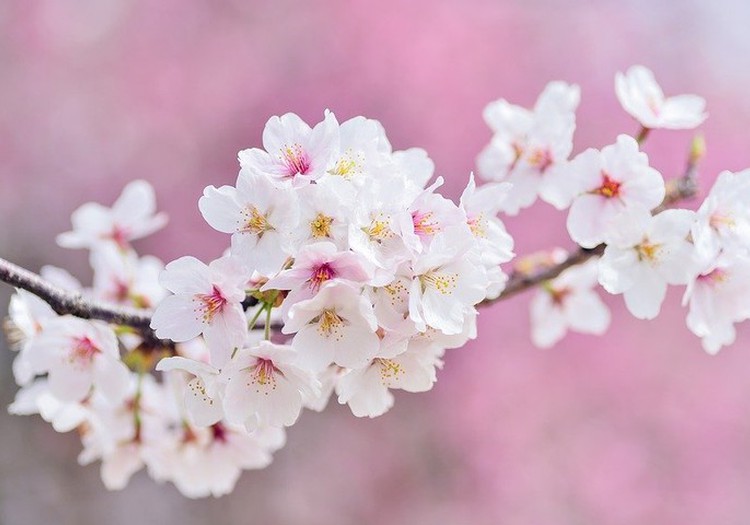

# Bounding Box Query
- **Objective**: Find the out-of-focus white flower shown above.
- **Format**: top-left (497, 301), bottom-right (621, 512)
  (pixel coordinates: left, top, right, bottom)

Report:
top-left (57, 180), bottom-right (167, 251)
top-left (6, 289), bottom-right (58, 385)
top-left (156, 356), bottom-right (225, 427)
top-left (599, 207), bottom-right (696, 320)
top-left (615, 65), bottom-right (707, 130)
top-left (91, 246), bottom-right (166, 309)
top-left (544, 134), bottom-right (666, 248)
top-left (239, 111), bottom-right (339, 188)
top-left (477, 81), bottom-right (580, 214)
top-left (530, 258), bottom-right (611, 348)
top-left (25, 317), bottom-right (130, 403)
top-left (692, 169), bottom-right (750, 261)
top-left (151, 256), bottom-right (247, 367)
top-left (683, 253), bottom-right (750, 354)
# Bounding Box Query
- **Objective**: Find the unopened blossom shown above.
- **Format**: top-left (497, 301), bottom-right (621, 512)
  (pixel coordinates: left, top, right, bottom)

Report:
top-left (599, 207), bottom-right (696, 319)
top-left (151, 256), bottom-right (248, 366)
top-left (222, 341), bottom-right (320, 430)
top-left (683, 253), bottom-right (750, 354)
top-left (530, 258), bottom-right (611, 348)
top-left (477, 81), bottom-right (580, 214)
top-left (26, 317), bottom-right (130, 403)
top-left (262, 241), bottom-right (372, 308)
top-left (238, 111), bottom-right (339, 187)
top-left (199, 171), bottom-right (299, 275)
top-left (544, 134), bottom-right (666, 248)
top-left (156, 356), bottom-right (225, 427)
top-left (284, 281), bottom-right (380, 372)
top-left (692, 169), bottom-right (750, 260)
top-left (615, 65), bottom-right (707, 130)
top-left (336, 339), bottom-right (443, 418)
top-left (57, 180), bottom-right (167, 251)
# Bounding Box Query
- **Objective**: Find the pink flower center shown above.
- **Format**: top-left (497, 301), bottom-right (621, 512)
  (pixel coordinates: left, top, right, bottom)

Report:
top-left (104, 225), bottom-right (130, 250)
top-left (594, 172), bottom-right (622, 199)
top-left (526, 147), bottom-right (554, 172)
top-left (70, 336), bottom-right (100, 364)
top-left (211, 423), bottom-right (228, 443)
top-left (281, 143), bottom-right (311, 177)
top-left (249, 358), bottom-right (281, 390)
top-left (308, 263), bottom-right (336, 291)
top-left (698, 268), bottom-right (727, 286)
top-left (195, 285), bottom-right (228, 323)
top-left (412, 210), bottom-right (441, 238)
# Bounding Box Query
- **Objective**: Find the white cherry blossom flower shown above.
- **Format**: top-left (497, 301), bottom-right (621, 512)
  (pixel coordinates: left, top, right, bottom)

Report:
top-left (151, 256), bottom-right (248, 366)
top-left (478, 81), bottom-right (580, 214)
top-left (222, 341), bottom-right (320, 430)
top-left (530, 258), bottom-right (611, 348)
top-left (6, 289), bottom-right (58, 385)
top-left (599, 207), bottom-right (696, 319)
top-left (692, 169), bottom-right (750, 260)
top-left (289, 177), bottom-right (356, 250)
top-left (57, 180), bottom-right (167, 251)
top-left (284, 281), bottom-right (380, 372)
top-left (683, 253), bottom-right (750, 354)
top-left (156, 356), bottom-right (225, 427)
top-left (544, 134), bottom-right (666, 248)
top-left (238, 111), bottom-right (339, 187)
top-left (336, 339), bottom-right (443, 418)
top-left (91, 246), bottom-right (166, 309)
top-left (199, 171), bottom-right (298, 275)
top-left (26, 316), bottom-right (130, 403)
top-left (615, 65), bottom-right (707, 130)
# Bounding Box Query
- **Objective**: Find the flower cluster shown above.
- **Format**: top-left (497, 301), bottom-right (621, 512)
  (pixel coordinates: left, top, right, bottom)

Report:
top-left (4, 65), bottom-right (750, 499)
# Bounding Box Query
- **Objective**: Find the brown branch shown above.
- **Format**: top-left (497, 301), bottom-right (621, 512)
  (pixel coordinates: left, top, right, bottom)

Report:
top-left (0, 257), bottom-right (171, 349)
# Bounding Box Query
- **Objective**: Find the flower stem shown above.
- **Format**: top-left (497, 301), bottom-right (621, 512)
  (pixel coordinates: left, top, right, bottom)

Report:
top-left (264, 304), bottom-right (273, 341)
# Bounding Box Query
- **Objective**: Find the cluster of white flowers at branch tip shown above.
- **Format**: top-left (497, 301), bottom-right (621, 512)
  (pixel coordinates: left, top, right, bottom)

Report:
top-left (3, 64), bottom-right (748, 498)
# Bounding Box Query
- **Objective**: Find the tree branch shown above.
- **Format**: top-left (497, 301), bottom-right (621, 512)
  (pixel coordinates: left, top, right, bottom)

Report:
top-left (0, 138), bottom-right (702, 343)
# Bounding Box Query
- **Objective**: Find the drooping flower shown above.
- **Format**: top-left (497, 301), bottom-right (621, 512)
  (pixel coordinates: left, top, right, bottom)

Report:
top-left (615, 65), bottom-right (707, 130)
top-left (530, 258), bottom-right (611, 348)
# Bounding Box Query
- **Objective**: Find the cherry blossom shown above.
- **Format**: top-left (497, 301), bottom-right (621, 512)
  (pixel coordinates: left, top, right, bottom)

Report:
top-left (56, 180), bottom-right (167, 251)
top-left (156, 356), bottom-right (225, 427)
top-left (150, 255), bottom-right (248, 366)
top-left (238, 110), bottom-right (339, 188)
top-left (530, 258), bottom-right (611, 348)
top-left (222, 341), bottom-right (320, 430)
top-left (544, 134), bottom-right (666, 248)
top-left (615, 65), bottom-right (707, 130)
top-left (599, 207), bottom-right (696, 320)
top-left (26, 316), bottom-right (130, 403)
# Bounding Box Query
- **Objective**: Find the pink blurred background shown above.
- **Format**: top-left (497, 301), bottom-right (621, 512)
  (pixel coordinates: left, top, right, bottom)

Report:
top-left (2, 1), bottom-right (750, 523)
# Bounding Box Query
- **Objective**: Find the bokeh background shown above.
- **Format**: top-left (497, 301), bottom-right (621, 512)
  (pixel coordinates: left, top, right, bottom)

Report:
top-left (2, 1), bottom-right (750, 523)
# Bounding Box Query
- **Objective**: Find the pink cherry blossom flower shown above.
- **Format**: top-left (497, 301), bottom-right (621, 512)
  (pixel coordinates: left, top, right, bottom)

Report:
top-left (615, 65), bottom-right (707, 130)
top-left (57, 180), bottom-right (167, 251)
top-left (238, 111), bottom-right (339, 188)
top-left (150, 256), bottom-right (248, 367)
